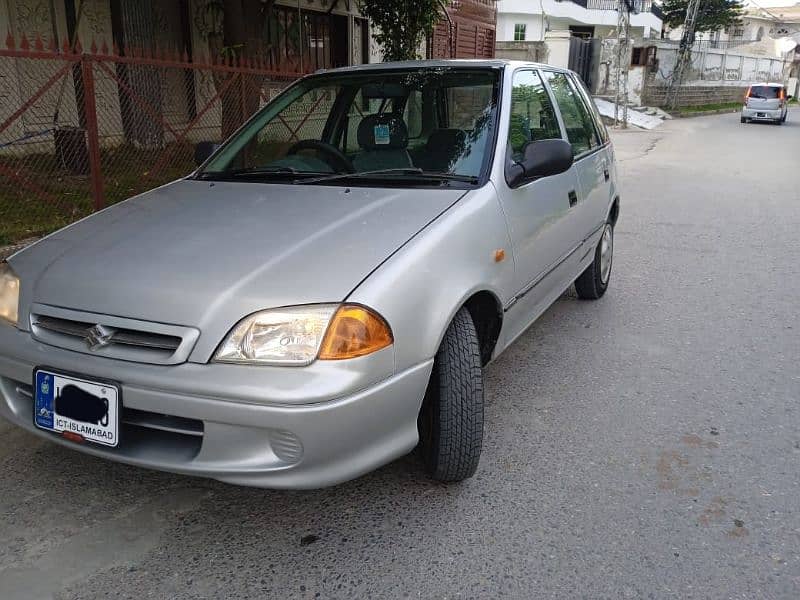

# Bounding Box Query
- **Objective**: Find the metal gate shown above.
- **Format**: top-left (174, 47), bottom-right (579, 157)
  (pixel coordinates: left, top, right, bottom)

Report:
top-left (568, 36), bottom-right (594, 88)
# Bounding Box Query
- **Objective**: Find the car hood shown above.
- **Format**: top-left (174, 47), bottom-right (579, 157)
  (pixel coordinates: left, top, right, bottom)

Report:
top-left (14, 179), bottom-right (464, 334)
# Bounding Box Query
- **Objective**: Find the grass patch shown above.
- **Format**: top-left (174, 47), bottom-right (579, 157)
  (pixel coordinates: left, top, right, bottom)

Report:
top-left (0, 143), bottom-right (194, 244)
top-left (677, 101), bottom-right (743, 113)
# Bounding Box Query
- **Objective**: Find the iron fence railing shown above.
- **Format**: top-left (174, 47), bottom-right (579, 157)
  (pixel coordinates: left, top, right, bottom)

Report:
top-left (0, 33), bottom-right (303, 244)
top-left (571, 0), bottom-right (654, 13)
top-left (656, 38), bottom-right (767, 51)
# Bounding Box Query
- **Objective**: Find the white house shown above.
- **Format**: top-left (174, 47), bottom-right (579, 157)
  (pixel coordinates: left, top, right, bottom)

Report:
top-left (667, 4), bottom-right (800, 46)
top-left (497, 0), bottom-right (664, 43)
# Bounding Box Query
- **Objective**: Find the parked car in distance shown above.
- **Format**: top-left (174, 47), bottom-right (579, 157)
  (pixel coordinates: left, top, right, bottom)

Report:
top-left (0, 60), bottom-right (620, 489)
top-left (741, 83), bottom-right (790, 124)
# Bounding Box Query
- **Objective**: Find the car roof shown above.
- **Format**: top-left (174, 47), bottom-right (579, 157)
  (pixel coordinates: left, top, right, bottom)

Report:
top-left (316, 59), bottom-right (569, 75)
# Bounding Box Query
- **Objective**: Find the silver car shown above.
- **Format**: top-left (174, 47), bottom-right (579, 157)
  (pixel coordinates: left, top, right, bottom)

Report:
top-left (0, 60), bottom-right (619, 489)
top-left (741, 83), bottom-right (790, 124)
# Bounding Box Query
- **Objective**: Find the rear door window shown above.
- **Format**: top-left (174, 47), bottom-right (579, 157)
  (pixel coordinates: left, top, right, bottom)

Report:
top-left (541, 71), bottom-right (601, 156)
top-left (569, 73), bottom-right (609, 145)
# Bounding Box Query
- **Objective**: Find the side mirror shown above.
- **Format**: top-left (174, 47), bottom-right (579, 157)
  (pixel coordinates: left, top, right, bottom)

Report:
top-left (506, 139), bottom-right (574, 188)
top-left (194, 141), bottom-right (220, 166)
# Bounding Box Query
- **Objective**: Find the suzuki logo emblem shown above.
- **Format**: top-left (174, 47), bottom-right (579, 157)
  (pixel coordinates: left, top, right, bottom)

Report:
top-left (85, 324), bottom-right (116, 351)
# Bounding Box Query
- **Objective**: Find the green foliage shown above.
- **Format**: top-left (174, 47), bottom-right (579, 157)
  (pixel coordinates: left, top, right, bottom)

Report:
top-left (678, 101), bottom-right (743, 112)
top-left (662, 0), bottom-right (745, 34)
top-left (358, 0), bottom-right (449, 61)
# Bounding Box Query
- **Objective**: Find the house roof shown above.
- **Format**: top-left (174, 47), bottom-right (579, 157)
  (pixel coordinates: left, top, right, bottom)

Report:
top-left (745, 5), bottom-right (800, 23)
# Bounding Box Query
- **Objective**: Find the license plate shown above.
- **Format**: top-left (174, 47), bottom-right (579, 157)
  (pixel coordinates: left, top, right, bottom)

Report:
top-left (33, 369), bottom-right (120, 447)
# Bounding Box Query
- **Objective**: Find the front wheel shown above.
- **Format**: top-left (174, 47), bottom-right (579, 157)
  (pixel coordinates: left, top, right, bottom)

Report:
top-left (418, 307), bottom-right (484, 482)
top-left (575, 222), bottom-right (613, 300)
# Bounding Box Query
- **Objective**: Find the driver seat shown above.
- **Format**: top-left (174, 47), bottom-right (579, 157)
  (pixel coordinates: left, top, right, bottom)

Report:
top-left (352, 114), bottom-right (414, 172)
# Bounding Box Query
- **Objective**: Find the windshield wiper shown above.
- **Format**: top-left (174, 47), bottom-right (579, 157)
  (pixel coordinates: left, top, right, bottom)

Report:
top-left (196, 167), bottom-right (325, 180)
top-left (301, 168), bottom-right (479, 185)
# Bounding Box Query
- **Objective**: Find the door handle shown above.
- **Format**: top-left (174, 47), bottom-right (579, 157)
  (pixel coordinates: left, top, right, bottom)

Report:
top-left (603, 167), bottom-right (610, 181)
top-left (568, 190), bottom-right (578, 207)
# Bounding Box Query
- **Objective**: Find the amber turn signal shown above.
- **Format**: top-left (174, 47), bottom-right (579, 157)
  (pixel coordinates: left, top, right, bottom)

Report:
top-left (318, 305), bottom-right (393, 360)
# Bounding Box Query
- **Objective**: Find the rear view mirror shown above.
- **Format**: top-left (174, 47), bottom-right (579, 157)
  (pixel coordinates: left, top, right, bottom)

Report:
top-left (362, 83), bottom-right (408, 99)
top-left (194, 141), bottom-right (220, 166)
top-left (506, 139), bottom-right (574, 188)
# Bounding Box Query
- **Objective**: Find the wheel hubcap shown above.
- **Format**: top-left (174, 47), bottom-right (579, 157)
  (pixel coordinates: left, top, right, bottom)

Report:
top-left (599, 224), bottom-right (613, 284)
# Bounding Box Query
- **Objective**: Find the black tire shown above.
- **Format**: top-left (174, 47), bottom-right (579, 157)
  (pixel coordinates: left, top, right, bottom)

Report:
top-left (418, 307), bottom-right (484, 482)
top-left (575, 222), bottom-right (614, 300)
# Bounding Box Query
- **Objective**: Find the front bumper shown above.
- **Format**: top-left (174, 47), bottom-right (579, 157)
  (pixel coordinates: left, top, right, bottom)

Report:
top-left (0, 324), bottom-right (433, 489)
top-left (742, 107), bottom-right (783, 120)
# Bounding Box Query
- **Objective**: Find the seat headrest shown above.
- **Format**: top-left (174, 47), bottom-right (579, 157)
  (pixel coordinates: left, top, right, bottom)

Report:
top-left (357, 114), bottom-right (409, 150)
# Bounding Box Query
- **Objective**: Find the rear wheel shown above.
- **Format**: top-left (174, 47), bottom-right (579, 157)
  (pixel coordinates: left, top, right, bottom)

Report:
top-left (418, 307), bottom-right (484, 482)
top-left (575, 222), bottom-right (613, 300)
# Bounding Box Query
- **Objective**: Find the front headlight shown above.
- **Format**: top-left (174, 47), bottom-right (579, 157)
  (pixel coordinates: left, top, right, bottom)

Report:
top-left (0, 262), bottom-right (20, 326)
top-left (214, 304), bottom-right (393, 366)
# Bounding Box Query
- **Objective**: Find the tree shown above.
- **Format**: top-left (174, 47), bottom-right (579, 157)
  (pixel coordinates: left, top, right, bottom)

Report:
top-left (200, 0), bottom-right (279, 137)
top-left (358, 0), bottom-right (449, 61)
top-left (661, 0), bottom-right (746, 34)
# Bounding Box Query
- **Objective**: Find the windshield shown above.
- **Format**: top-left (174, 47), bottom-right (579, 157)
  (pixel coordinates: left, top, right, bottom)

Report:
top-left (198, 67), bottom-right (500, 186)
top-left (749, 86), bottom-right (782, 99)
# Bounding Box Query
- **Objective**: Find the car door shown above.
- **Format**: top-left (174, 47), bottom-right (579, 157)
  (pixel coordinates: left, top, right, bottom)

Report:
top-left (540, 71), bottom-right (609, 253)
top-left (495, 68), bottom-right (583, 341)
top-left (572, 72), bottom-right (616, 233)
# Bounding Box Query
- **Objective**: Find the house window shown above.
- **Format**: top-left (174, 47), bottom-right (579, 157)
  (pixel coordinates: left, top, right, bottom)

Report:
top-left (514, 23), bottom-right (526, 41)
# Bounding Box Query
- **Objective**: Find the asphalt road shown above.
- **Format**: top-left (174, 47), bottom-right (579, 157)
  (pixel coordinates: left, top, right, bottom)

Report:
top-left (2, 110), bottom-right (799, 600)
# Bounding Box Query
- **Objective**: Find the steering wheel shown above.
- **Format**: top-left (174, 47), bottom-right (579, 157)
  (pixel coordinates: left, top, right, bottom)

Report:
top-left (286, 139), bottom-right (355, 173)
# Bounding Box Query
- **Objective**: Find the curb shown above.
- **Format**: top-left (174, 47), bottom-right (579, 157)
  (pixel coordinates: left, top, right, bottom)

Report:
top-left (671, 108), bottom-right (741, 119)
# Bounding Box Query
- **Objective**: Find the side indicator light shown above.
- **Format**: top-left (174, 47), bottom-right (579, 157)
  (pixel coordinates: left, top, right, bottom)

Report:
top-left (494, 249), bottom-right (506, 262)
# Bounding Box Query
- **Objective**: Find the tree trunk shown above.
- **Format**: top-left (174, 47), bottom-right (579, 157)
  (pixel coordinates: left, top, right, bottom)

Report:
top-left (207, 0), bottom-right (274, 138)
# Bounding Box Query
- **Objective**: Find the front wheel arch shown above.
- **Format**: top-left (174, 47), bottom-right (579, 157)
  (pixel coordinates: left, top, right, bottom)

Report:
top-left (463, 290), bottom-right (503, 366)
top-left (608, 196), bottom-right (620, 228)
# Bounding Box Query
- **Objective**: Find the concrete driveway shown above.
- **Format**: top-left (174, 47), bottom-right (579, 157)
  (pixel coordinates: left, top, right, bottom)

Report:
top-left (1, 110), bottom-right (799, 599)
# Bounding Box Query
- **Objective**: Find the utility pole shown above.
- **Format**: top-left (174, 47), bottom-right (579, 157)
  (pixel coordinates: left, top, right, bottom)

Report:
top-left (666, 0), bottom-right (702, 109)
top-left (613, 0), bottom-right (632, 127)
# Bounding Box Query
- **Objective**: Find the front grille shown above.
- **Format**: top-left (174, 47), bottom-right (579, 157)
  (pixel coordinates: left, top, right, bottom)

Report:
top-left (29, 305), bottom-right (199, 365)
top-left (33, 315), bottom-right (182, 352)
